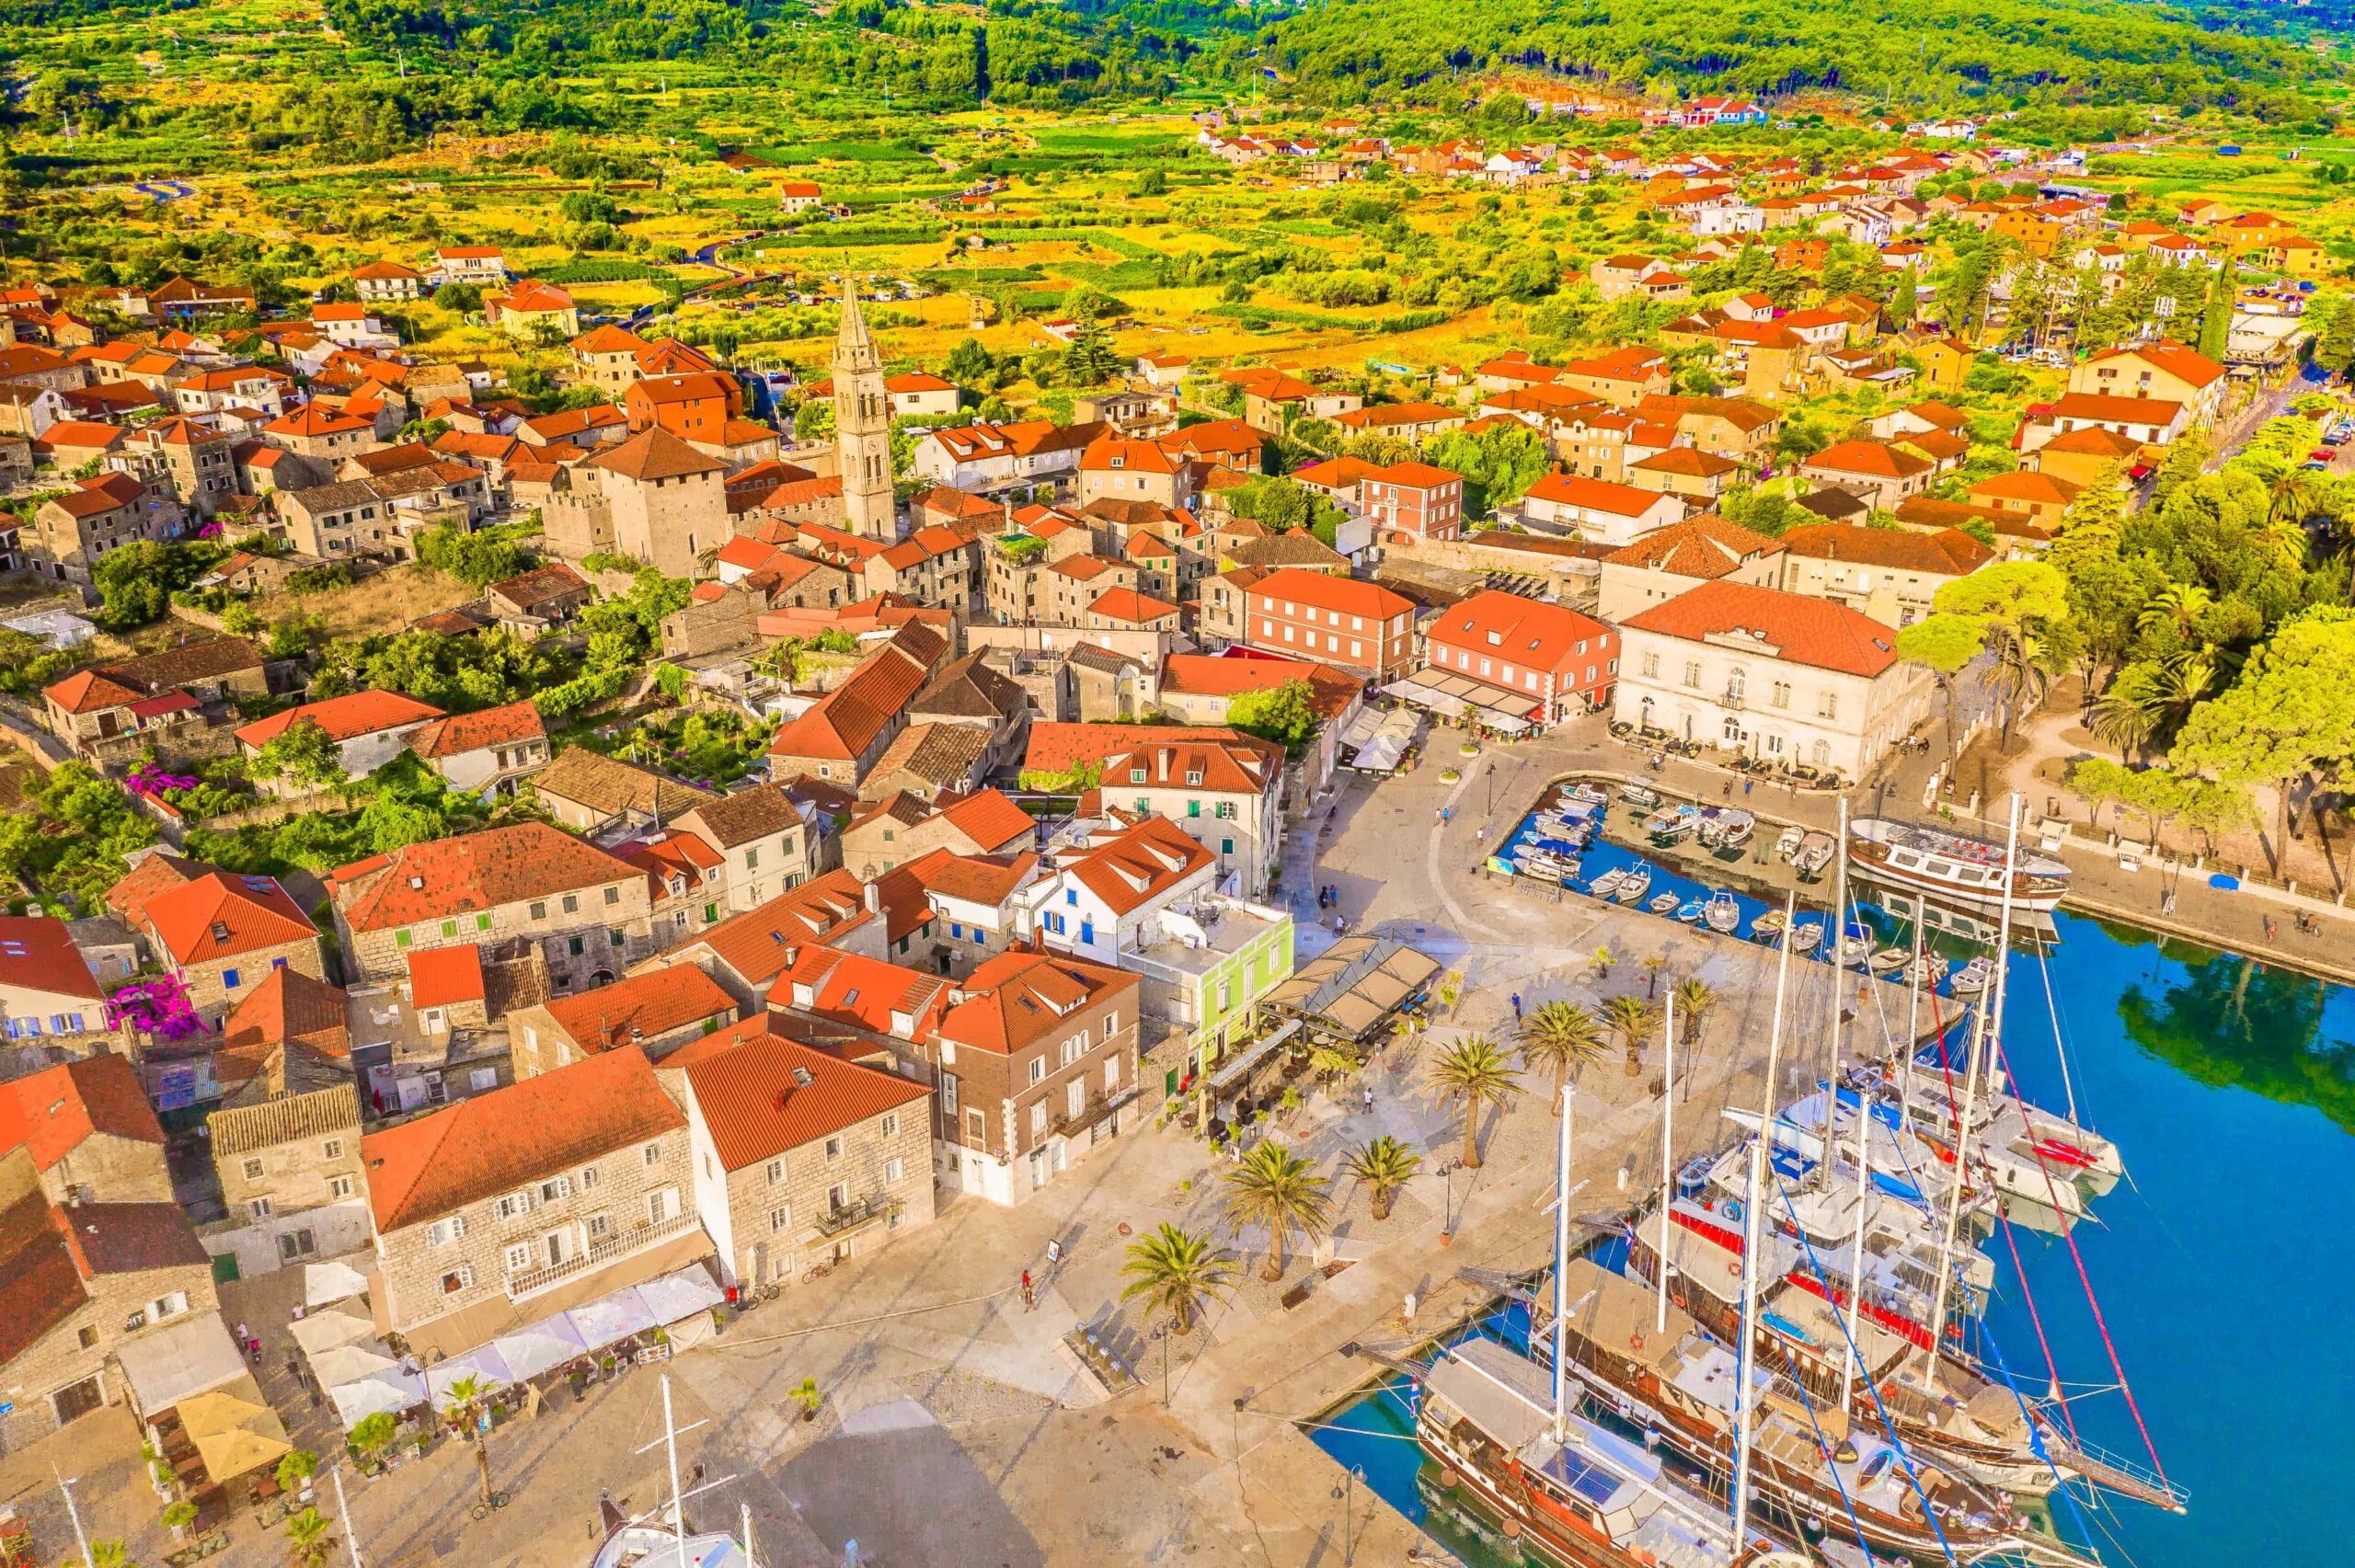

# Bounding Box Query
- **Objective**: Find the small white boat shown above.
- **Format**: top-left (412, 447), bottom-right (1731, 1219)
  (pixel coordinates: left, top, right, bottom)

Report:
top-left (1650, 891), bottom-right (1683, 916)
top-left (1565, 781), bottom-right (1610, 807)
top-left (1675, 898), bottom-right (1707, 923)
top-left (1832, 933), bottom-right (1874, 967)
top-left (1590, 867), bottom-right (1629, 899)
top-left (1621, 782), bottom-right (1661, 810)
top-left (1868, 945), bottom-right (1910, 975)
top-left (1614, 867), bottom-right (1654, 904)
top-left (1642, 805), bottom-right (1702, 842)
top-left (1788, 921), bottom-right (1823, 952)
top-left (1752, 908), bottom-right (1789, 940)
top-left (1775, 825), bottom-right (1806, 862)
top-left (1903, 953), bottom-right (1952, 988)
top-left (1705, 889), bottom-right (1741, 933)
top-left (1949, 956), bottom-right (1998, 995)
top-left (1697, 807), bottom-right (1754, 850)
top-left (1792, 832), bottom-right (1836, 878)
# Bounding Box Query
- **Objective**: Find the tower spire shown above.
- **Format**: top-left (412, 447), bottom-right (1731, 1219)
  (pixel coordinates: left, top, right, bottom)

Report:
top-left (832, 273), bottom-right (896, 539)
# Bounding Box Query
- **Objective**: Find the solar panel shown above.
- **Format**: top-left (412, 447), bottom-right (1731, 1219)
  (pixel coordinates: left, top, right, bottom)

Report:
top-left (1542, 1446), bottom-right (1626, 1508)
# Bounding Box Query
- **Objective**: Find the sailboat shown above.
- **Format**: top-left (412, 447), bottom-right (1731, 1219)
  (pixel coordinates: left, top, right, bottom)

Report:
top-left (1414, 1088), bottom-right (1811, 1568)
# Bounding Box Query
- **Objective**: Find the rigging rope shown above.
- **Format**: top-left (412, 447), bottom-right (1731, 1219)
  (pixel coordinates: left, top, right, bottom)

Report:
top-left (2033, 944), bottom-right (2083, 1127)
top-left (1993, 1207), bottom-right (2081, 1445)
top-left (1988, 1032), bottom-right (2175, 1498)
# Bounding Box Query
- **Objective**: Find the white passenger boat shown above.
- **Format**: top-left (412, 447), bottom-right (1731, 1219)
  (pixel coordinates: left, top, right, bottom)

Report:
top-left (1850, 817), bottom-right (2071, 913)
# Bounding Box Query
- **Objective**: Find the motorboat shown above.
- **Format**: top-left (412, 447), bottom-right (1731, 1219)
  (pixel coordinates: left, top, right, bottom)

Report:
top-left (1705, 890), bottom-right (1741, 933)
top-left (1621, 782), bottom-right (1661, 810)
top-left (1901, 953), bottom-right (1951, 989)
top-left (1697, 807), bottom-right (1754, 850)
top-left (1786, 921), bottom-right (1822, 953)
top-left (1831, 932), bottom-right (1873, 968)
top-left (1614, 867), bottom-right (1654, 904)
top-left (1590, 867), bottom-right (1630, 899)
top-left (1675, 898), bottom-right (1707, 923)
top-left (1867, 945), bottom-right (1911, 975)
top-left (1948, 955), bottom-right (1997, 995)
top-left (1648, 891), bottom-right (1683, 916)
top-left (1849, 816), bottom-right (2072, 913)
top-left (1642, 804), bottom-right (1703, 842)
top-left (1750, 908), bottom-right (1788, 940)
top-left (1775, 825), bottom-right (1805, 862)
top-left (1791, 831), bottom-right (1835, 878)
top-left (1564, 781), bottom-right (1611, 807)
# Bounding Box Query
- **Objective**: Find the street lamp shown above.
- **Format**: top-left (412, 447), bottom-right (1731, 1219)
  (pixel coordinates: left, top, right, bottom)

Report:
top-left (1331, 1463), bottom-right (1368, 1563)
top-left (1152, 1322), bottom-right (1173, 1407)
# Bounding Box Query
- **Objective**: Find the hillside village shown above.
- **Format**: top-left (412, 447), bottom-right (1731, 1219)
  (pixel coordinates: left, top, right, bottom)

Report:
top-left (0, 88), bottom-right (2350, 1568)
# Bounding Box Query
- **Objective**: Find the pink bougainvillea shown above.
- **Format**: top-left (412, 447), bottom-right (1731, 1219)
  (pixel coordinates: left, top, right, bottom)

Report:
top-left (109, 975), bottom-right (204, 1040)
top-left (125, 764), bottom-right (201, 800)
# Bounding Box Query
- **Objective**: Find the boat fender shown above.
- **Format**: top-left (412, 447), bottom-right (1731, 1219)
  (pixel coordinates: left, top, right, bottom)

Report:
top-left (1500, 1518), bottom-right (1522, 1540)
top-left (1723, 1198), bottom-right (1743, 1224)
top-left (1728, 1259), bottom-right (1740, 1277)
top-left (1438, 1468), bottom-right (1459, 1491)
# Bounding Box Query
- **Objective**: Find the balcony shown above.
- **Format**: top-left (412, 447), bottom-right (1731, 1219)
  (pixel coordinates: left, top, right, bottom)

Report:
top-left (806, 1194), bottom-right (898, 1243)
top-left (504, 1208), bottom-right (700, 1301)
top-left (1721, 688), bottom-right (1747, 710)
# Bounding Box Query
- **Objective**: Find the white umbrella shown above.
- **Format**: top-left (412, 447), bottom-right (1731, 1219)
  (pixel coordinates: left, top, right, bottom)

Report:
top-left (328, 1370), bottom-right (426, 1431)
top-left (634, 1266), bottom-right (724, 1327)
top-left (567, 1288), bottom-right (658, 1350)
top-left (308, 1344), bottom-right (398, 1388)
top-left (288, 1308), bottom-right (375, 1356)
top-left (304, 1259), bottom-right (371, 1309)
top-left (492, 1315), bottom-right (588, 1382)
top-left (424, 1346), bottom-right (515, 1407)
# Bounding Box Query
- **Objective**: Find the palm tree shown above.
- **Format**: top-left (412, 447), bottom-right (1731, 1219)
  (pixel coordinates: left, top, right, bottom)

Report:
top-left (1987, 625), bottom-right (2063, 752)
top-left (1516, 1000), bottom-right (1607, 1111)
top-left (443, 1374), bottom-right (496, 1505)
top-left (284, 1508), bottom-right (336, 1568)
top-left (1640, 953), bottom-right (1669, 998)
top-left (1603, 994), bottom-right (1656, 1078)
top-left (1223, 1140), bottom-right (1332, 1281)
top-left (89, 1544), bottom-right (133, 1568)
top-left (2134, 581), bottom-right (2213, 639)
top-left (1119, 1223), bottom-right (1235, 1334)
top-left (2266, 464), bottom-right (2318, 529)
top-left (1427, 1035), bottom-right (1522, 1169)
top-left (2089, 673), bottom-right (2163, 761)
top-left (1342, 1136), bottom-right (1423, 1220)
top-left (1672, 978), bottom-right (1718, 1045)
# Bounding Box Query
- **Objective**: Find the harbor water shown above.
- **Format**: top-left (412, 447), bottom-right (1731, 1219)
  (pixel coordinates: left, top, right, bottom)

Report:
top-left (1306, 880), bottom-right (2355, 1566)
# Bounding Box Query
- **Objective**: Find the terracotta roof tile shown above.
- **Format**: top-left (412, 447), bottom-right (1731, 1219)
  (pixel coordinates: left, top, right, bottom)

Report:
top-left (1623, 582), bottom-right (1901, 678)
top-left (543, 967), bottom-right (736, 1055)
top-left (329, 823), bottom-right (641, 932)
top-left (406, 699), bottom-right (545, 759)
top-left (362, 1049), bottom-right (684, 1230)
top-left (0, 1056), bottom-right (164, 1169)
top-left (667, 1024), bottom-right (928, 1171)
top-left (142, 871), bottom-right (314, 965)
top-left (236, 690), bottom-right (442, 750)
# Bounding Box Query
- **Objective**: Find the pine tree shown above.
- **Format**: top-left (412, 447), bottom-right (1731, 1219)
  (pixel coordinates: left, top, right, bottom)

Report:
top-left (2312, 294), bottom-right (2354, 377)
top-left (2197, 258), bottom-right (2235, 362)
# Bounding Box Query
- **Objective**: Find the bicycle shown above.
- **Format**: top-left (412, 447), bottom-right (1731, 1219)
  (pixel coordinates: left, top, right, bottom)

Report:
top-left (470, 1491), bottom-right (511, 1521)
top-left (803, 1260), bottom-right (833, 1283)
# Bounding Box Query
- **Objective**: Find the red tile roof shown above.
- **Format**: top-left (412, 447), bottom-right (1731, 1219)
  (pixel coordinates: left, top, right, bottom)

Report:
top-left (1777, 523), bottom-right (1994, 576)
top-left (1088, 587), bottom-right (1181, 625)
top-left (0, 1056), bottom-right (165, 1169)
top-left (1425, 590), bottom-right (1613, 676)
top-left (666, 1023), bottom-right (928, 1171)
top-left (1057, 816), bottom-right (1211, 915)
top-left (43, 669), bottom-right (144, 715)
top-left (408, 944), bottom-right (486, 1009)
top-left (142, 871), bottom-right (315, 965)
top-left (771, 946), bottom-right (949, 1039)
top-left (543, 967), bottom-right (736, 1055)
top-left (218, 967), bottom-right (350, 1083)
top-left (1601, 514), bottom-right (1783, 577)
top-left (767, 626), bottom-right (944, 763)
top-left (937, 789), bottom-right (1039, 854)
top-left (1246, 567), bottom-right (1415, 622)
top-left (328, 823), bottom-right (639, 932)
top-left (406, 699), bottom-right (545, 759)
top-left (692, 869), bottom-right (877, 985)
top-left (1522, 473), bottom-right (1671, 516)
top-left (0, 916), bottom-right (105, 1002)
top-left (936, 947), bottom-right (1135, 1056)
top-left (104, 853), bottom-right (202, 927)
top-left (1623, 582), bottom-right (1901, 678)
top-left (236, 690), bottom-right (443, 750)
top-left (1803, 441), bottom-right (1932, 479)
top-left (361, 1049), bottom-right (684, 1230)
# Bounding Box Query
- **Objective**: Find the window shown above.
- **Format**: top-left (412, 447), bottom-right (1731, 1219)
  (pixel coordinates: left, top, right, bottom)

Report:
top-left (827, 1182), bottom-right (849, 1213)
top-left (428, 1215), bottom-right (467, 1246)
top-left (966, 1107), bottom-right (987, 1142)
top-left (1066, 1079), bottom-right (1086, 1119)
top-left (1772, 681), bottom-right (1792, 709)
top-left (530, 901), bottom-right (547, 921)
top-left (568, 937), bottom-right (585, 956)
top-left (441, 920), bottom-right (458, 939)
top-left (1640, 651), bottom-right (1660, 679)
top-left (476, 913), bottom-right (492, 933)
top-left (1817, 690), bottom-right (1839, 719)
top-left (770, 1206), bottom-right (790, 1232)
top-left (1105, 1011), bottom-right (1120, 1035)
top-left (766, 1158), bottom-right (785, 1185)
top-left (78, 1325), bottom-right (98, 1350)
top-left (744, 846), bottom-right (760, 870)
top-left (442, 1266), bottom-right (473, 1295)
top-left (884, 1157), bottom-right (904, 1184)
top-left (609, 929), bottom-right (626, 950)
top-left (1029, 1103), bottom-right (1048, 1138)
top-left (940, 1074), bottom-right (959, 1114)
top-left (586, 1212), bottom-right (612, 1242)
top-left (603, 886), bottom-right (621, 906)
top-left (327, 1175), bottom-right (353, 1200)
top-left (1682, 660), bottom-right (1703, 690)
top-left (704, 902), bottom-right (718, 923)
top-left (1028, 1057), bottom-right (1045, 1086)
top-left (278, 1229), bottom-right (317, 1263)
top-left (504, 1242), bottom-right (534, 1273)
top-left (562, 894), bottom-right (580, 914)
top-left (396, 930), bottom-right (412, 949)
top-left (648, 1186), bottom-right (680, 1224)
top-left (539, 1175), bottom-right (571, 1204)
top-left (222, 967), bottom-right (241, 990)
top-left (1188, 800), bottom-right (1200, 818)
top-left (643, 1142), bottom-right (662, 1168)
top-left (579, 1165), bottom-right (600, 1190)
top-left (494, 1192), bottom-right (532, 1221)
top-left (1105, 1059), bottom-right (1120, 1093)
top-left (242, 1158), bottom-right (265, 1181)
top-left (322, 1139), bottom-right (343, 1161)
top-left (249, 1197), bottom-right (273, 1219)
top-left (882, 1113), bottom-right (899, 1139)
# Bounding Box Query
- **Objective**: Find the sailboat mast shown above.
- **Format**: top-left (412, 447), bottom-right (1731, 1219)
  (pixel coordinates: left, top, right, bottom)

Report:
top-left (1736, 891), bottom-right (1798, 1545)
top-left (1657, 990), bottom-right (1675, 1335)
top-left (1816, 798), bottom-right (1852, 1191)
top-left (1899, 915), bottom-right (1924, 1141)
top-left (1985, 792), bottom-right (2026, 1086)
top-left (661, 1373), bottom-right (687, 1563)
top-left (1553, 1082), bottom-right (1575, 1443)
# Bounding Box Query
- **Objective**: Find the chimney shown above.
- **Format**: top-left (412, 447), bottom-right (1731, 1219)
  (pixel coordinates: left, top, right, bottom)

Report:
top-left (862, 880), bottom-right (881, 915)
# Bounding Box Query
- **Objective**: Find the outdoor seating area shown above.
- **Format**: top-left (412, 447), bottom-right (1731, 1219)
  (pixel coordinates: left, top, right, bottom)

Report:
top-left (1606, 720), bottom-right (1848, 788)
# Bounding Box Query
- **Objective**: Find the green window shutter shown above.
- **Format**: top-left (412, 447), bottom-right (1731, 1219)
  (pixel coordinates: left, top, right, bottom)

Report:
top-left (395, 930), bottom-right (411, 948)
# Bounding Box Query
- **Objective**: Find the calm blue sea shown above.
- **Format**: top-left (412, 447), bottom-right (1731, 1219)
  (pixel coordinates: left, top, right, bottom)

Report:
top-left (1306, 906), bottom-right (2355, 1568)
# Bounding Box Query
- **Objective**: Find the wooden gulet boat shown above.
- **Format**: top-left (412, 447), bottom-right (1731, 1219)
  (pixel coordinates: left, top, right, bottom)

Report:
top-left (1849, 818), bottom-right (2072, 914)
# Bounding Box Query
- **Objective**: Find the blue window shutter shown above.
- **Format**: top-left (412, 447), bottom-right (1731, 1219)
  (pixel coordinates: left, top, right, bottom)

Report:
top-left (223, 969), bottom-right (240, 990)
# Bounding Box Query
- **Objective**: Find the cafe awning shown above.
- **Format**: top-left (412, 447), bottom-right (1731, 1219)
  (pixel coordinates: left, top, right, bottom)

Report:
top-left (117, 1314), bottom-right (247, 1417)
top-left (567, 1288), bottom-right (659, 1351)
top-left (424, 1346), bottom-right (516, 1405)
top-left (327, 1370), bottom-right (427, 1431)
top-left (307, 1344), bottom-right (399, 1387)
top-left (1379, 667), bottom-right (1543, 727)
top-left (305, 1259), bottom-right (371, 1309)
top-left (179, 1386), bottom-right (292, 1484)
top-left (491, 1316), bottom-right (589, 1382)
top-left (1263, 936), bottom-right (1442, 1040)
top-left (289, 1306), bottom-right (376, 1357)
top-left (1203, 1018), bottom-right (1302, 1098)
top-left (634, 1265), bottom-right (726, 1328)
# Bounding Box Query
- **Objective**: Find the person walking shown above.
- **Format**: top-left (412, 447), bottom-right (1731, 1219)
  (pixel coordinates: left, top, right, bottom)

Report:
top-left (1511, 991), bottom-right (1522, 1022)
top-left (1020, 1270), bottom-right (1035, 1310)
top-left (1362, 1084), bottom-right (1375, 1116)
